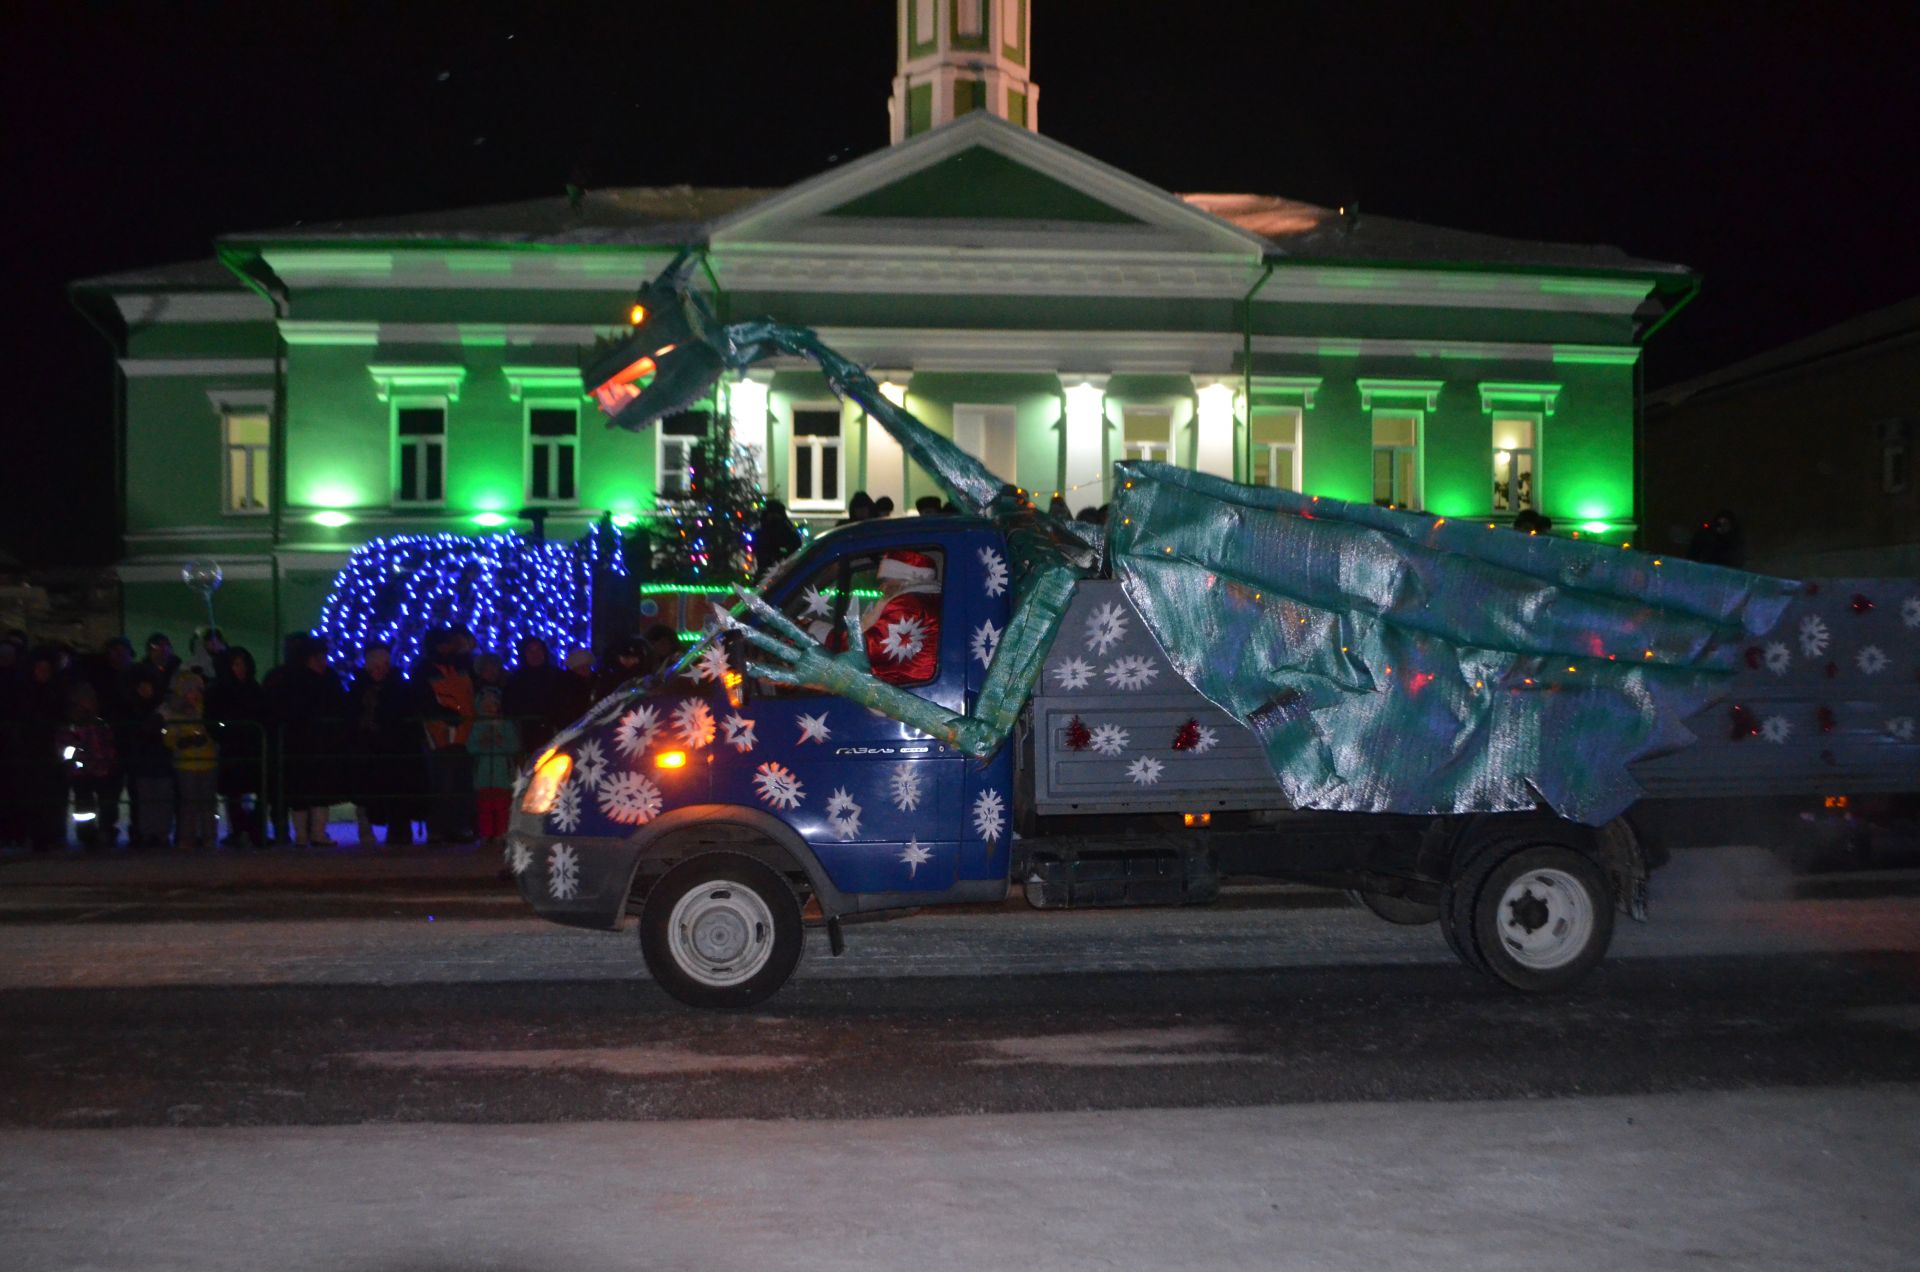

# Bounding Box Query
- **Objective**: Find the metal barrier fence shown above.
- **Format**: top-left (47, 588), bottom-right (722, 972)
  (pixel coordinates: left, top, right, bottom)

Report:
top-left (0, 715), bottom-right (554, 851)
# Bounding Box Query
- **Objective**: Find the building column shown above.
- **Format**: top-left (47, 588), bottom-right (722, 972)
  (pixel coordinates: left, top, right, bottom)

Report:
top-left (1192, 378), bottom-right (1239, 479)
top-left (865, 375), bottom-right (911, 512)
top-left (727, 371), bottom-right (771, 492)
top-left (1060, 375), bottom-right (1109, 504)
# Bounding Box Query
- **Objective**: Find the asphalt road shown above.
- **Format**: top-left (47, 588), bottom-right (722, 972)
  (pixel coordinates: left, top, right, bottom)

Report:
top-left (1, 845), bottom-right (1916, 1270)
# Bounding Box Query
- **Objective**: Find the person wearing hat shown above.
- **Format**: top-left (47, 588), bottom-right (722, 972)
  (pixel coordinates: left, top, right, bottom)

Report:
top-left (861, 549), bottom-right (942, 686)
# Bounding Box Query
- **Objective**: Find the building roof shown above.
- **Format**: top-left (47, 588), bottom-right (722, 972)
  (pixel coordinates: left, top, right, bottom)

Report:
top-left (1649, 293), bottom-right (1920, 409)
top-left (70, 257), bottom-right (247, 292)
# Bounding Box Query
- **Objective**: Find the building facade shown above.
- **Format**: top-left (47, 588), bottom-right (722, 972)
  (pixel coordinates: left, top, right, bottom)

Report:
top-left (72, 1), bottom-right (1693, 659)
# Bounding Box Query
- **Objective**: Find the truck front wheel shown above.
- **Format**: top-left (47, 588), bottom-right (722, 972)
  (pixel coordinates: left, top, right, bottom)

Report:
top-left (639, 854), bottom-right (804, 1008)
top-left (1455, 843), bottom-right (1614, 992)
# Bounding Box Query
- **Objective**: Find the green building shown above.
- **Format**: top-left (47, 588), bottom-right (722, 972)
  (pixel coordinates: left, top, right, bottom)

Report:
top-left (71, 0), bottom-right (1694, 660)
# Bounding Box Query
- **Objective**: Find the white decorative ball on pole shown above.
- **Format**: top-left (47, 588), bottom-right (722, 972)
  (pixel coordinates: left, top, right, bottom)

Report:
top-left (181, 558), bottom-right (224, 628)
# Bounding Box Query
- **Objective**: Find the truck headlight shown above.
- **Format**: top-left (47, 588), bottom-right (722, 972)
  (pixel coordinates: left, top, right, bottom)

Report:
top-left (521, 749), bottom-right (573, 815)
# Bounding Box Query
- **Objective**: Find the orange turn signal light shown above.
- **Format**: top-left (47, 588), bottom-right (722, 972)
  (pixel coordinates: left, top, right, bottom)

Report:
top-left (521, 748), bottom-right (572, 814)
top-left (655, 749), bottom-right (689, 770)
top-left (628, 303), bottom-right (647, 326)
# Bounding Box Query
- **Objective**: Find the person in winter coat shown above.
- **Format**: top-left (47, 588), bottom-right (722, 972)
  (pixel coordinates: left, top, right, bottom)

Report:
top-left (347, 643), bottom-right (426, 847)
top-left (272, 636), bottom-right (349, 848)
top-left (550, 649), bottom-right (596, 732)
top-left (161, 671), bottom-right (220, 852)
top-left (756, 499), bottom-right (802, 574)
top-left (594, 638), bottom-right (649, 699)
top-left (206, 646), bottom-right (268, 848)
top-left (20, 648), bottom-right (70, 851)
top-left (56, 682), bottom-right (120, 850)
top-left (468, 686), bottom-right (518, 848)
top-left (122, 671), bottom-right (174, 849)
top-left (415, 629), bottom-right (475, 844)
top-left (504, 636), bottom-right (566, 759)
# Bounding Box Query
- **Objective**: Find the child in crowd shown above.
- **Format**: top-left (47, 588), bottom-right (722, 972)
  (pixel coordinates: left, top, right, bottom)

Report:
top-left (124, 673), bottom-right (174, 849)
top-left (468, 685), bottom-right (517, 848)
top-left (161, 671), bottom-right (220, 851)
top-left (56, 683), bottom-right (121, 851)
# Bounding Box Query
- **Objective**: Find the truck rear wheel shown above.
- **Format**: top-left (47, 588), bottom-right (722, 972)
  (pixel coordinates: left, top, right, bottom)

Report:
top-left (1457, 843), bottom-right (1614, 992)
top-left (639, 853), bottom-right (804, 1008)
top-left (1346, 888), bottom-right (1440, 926)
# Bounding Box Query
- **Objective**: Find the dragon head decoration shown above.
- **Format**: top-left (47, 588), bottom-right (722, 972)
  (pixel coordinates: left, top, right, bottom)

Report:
top-left (582, 251), bottom-right (732, 432)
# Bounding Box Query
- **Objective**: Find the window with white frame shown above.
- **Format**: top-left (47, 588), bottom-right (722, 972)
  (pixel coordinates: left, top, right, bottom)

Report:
top-left (526, 405), bottom-right (579, 504)
top-left (789, 406), bottom-right (844, 509)
top-left (1122, 408), bottom-right (1172, 463)
top-left (1491, 414), bottom-right (1538, 513)
top-left (1371, 411), bottom-right (1421, 509)
top-left (394, 404), bottom-right (446, 505)
top-left (221, 411), bottom-right (270, 515)
top-left (1249, 407), bottom-right (1302, 491)
top-left (658, 411), bottom-right (707, 498)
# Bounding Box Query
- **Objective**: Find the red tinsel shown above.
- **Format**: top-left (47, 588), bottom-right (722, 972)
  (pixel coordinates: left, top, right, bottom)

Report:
top-left (1729, 704), bottom-right (1760, 741)
top-left (1851, 593), bottom-right (1874, 614)
top-left (1064, 715), bottom-right (1092, 751)
top-left (1172, 718), bottom-right (1203, 751)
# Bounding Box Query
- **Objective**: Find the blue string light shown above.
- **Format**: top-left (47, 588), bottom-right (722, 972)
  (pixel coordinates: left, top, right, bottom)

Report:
top-left (312, 522), bottom-right (626, 667)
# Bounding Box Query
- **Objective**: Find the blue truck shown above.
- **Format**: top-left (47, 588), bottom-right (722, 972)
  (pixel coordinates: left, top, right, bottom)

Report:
top-left (508, 511), bottom-right (1920, 1007)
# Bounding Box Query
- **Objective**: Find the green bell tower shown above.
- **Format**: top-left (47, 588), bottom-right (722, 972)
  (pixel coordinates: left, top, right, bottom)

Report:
top-left (890, 0), bottom-right (1037, 143)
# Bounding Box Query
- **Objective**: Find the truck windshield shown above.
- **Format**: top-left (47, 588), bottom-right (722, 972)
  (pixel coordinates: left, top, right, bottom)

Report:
top-left (653, 539), bottom-right (821, 682)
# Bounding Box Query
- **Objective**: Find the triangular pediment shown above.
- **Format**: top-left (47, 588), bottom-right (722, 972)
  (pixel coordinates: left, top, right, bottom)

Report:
top-left (711, 113), bottom-right (1266, 257)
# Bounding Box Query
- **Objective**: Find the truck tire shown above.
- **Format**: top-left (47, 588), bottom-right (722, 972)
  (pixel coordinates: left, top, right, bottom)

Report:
top-left (1346, 888), bottom-right (1441, 926)
top-left (638, 853), bottom-right (804, 1008)
top-left (1465, 844), bottom-right (1614, 992)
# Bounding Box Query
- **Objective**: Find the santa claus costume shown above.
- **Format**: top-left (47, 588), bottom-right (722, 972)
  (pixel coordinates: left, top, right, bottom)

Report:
top-left (863, 549), bottom-right (942, 685)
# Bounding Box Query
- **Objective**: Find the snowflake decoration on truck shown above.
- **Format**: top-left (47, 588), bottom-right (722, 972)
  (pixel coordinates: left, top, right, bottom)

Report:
top-left (796, 711), bottom-right (832, 744)
top-left (877, 614), bottom-right (927, 664)
top-left (889, 765), bottom-right (924, 811)
top-left (1050, 657), bottom-right (1094, 691)
top-left (673, 698), bottom-right (716, 749)
top-left (1855, 644), bottom-right (1889, 676)
top-left (547, 843), bottom-right (580, 901)
top-left (571, 738), bottom-right (607, 791)
top-left (1903, 596), bottom-right (1920, 629)
top-left (1887, 716), bottom-right (1915, 743)
top-left (1103, 655), bottom-right (1160, 691)
top-left (721, 713), bottom-right (757, 753)
top-left (971, 788), bottom-right (1006, 843)
top-left (898, 837), bottom-right (932, 879)
top-left (1085, 601), bottom-right (1129, 656)
top-left (694, 644), bottom-right (731, 683)
top-left (505, 837), bottom-right (532, 876)
top-left (1798, 614), bottom-right (1830, 659)
top-left (548, 781), bottom-right (582, 833)
top-left (1762, 642), bottom-right (1792, 676)
top-left (753, 761), bottom-right (805, 810)
top-left (1126, 756), bottom-right (1165, 786)
top-left (980, 546), bottom-right (1009, 597)
top-left (971, 619), bottom-right (1002, 668)
top-left (825, 787), bottom-right (863, 839)
top-left (599, 771), bottom-right (664, 825)
top-left (614, 704), bottom-right (662, 757)
top-left (1759, 715), bottom-right (1793, 745)
top-left (1088, 723), bottom-right (1130, 756)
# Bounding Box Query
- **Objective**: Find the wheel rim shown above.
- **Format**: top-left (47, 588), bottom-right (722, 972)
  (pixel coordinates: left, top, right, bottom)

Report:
top-left (666, 883), bottom-right (778, 988)
top-left (1495, 868), bottom-right (1595, 970)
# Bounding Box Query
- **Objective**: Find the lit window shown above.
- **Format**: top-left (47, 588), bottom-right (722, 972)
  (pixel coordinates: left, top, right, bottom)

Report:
top-left (221, 412), bottom-right (270, 515)
top-left (1371, 411), bottom-right (1421, 510)
top-left (1122, 409), bottom-right (1172, 464)
top-left (1492, 414), bottom-right (1539, 513)
top-left (1249, 407), bottom-right (1301, 491)
top-left (790, 407), bottom-right (844, 509)
top-left (658, 411), bottom-right (707, 499)
top-left (527, 405), bottom-right (579, 504)
top-left (394, 404), bottom-right (446, 505)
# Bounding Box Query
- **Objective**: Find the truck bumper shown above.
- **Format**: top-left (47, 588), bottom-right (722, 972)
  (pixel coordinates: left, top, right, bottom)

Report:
top-left (512, 833), bottom-right (641, 931)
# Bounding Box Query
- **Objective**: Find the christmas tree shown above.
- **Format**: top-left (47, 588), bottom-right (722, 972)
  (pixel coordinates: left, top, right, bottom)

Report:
top-left (650, 402), bottom-right (764, 587)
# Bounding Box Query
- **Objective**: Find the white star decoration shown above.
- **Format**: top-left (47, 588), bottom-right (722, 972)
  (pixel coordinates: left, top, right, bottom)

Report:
top-left (898, 838), bottom-right (932, 879)
top-left (878, 614), bottom-right (927, 663)
top-left (721, 713), bottom-right (757, 753)
top-left (694, 644), bottom-right (730, 683)
top-left (1051, 657), bottom-right (1094, 691)
top-left (970, 620), bottom-right (1002, 668)
top-left (980, 546), bottom-right (1009, 597)
top-left (801, 585), bottom-right (834, 620)
top-left (614, 704), bottom-right (662, 757)
top-left (598, 772), bottom-right (664, 825)
top-left (826, 787), bottom-right (862, 840)
top-left (548, 781), bottom-right (582, 833)
top-left (753, 761), bottom-right (805, 810)
top-left (1103, 655), bottom-right (1160, 691)
top-left (1763, 642), bottom-right (1791, 676)
top-left (511, 767), bottom-right (529, 800)
top-left (971, 789), bottom-right (1005, 843)
top-left (1799, 614), bottom-right (1830, 659)
top-left (673, 698), bottom-right (716, 749)
top-left (547, 843), bottom-right (580, 901)
top-left (1186, 725), bottom-right (1219, 754)
top-left (572, 739), bottom-right (607, 790)
top-left (1887, 716), bottom-right (1915, 743)
top-left (889, 766), bottom-right (924, 812)
top-left (1855, 644), bottom-right (1889, 675)
top-left (1760, 715), bottom-right (1792, 745)
top-left (797, 711), bottom-right (832, 744)
top-left (1088, 723), bottom-right (1130, 756)
top-left (1903, 596), bottom-right (1920, 629)
top-left (1126, 756), bottom-right (1166, 786)
top-left (505, 837), bottom-right (532, 876)
top-left (1085, 601), bottom-right (1129, 656)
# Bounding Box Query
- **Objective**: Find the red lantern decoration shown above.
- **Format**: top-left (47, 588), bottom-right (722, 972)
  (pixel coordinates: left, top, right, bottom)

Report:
top-left (1064, 716), bottom-right (1092, 752)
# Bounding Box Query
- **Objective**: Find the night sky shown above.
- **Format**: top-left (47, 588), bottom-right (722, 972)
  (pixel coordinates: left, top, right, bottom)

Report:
top-left (4, 1), bottom-right (1912, 568)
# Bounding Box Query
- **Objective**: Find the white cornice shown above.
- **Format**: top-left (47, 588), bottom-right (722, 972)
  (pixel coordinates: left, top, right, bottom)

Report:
top-left (112, 293), bottom-right (270, 324)
top-left (713, 245), bottom-right (1258, 299)
top-left (260, 248), bottom-right (673, 291)
top-left (1253, 336), bottom-right (1637, 365)
top-left (803, 327), bottom-right (1240, 375)
top-left (280, 320), bottom-right (610, 347)
top-left (1254, 269), bottom-right (1654, 316)
top-left (118, 358), bottom-right (276, 378)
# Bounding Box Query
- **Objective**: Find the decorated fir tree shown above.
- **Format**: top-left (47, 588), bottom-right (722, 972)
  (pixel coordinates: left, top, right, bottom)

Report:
top-left (650, 406), bottom-right (764, 587)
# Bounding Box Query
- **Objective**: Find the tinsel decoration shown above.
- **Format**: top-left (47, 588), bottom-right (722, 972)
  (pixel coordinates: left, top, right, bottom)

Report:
top-left (1171, 718), bottom-right (1203, 751)
top-left (1064, 715), bottom-right (1092, 751)
top-left (1729, 703), bottom-right (1759, 742)
top-left (1850, 593), bottom-right (1874, 614)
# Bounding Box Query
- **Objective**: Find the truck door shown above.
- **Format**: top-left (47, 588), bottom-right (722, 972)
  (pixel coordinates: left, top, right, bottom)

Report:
top-left (743, 539), bottom-right (966, 895)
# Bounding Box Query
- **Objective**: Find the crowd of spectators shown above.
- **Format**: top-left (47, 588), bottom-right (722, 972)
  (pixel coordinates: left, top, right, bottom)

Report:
top-left (0, 623), bottom-right (686, 854)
